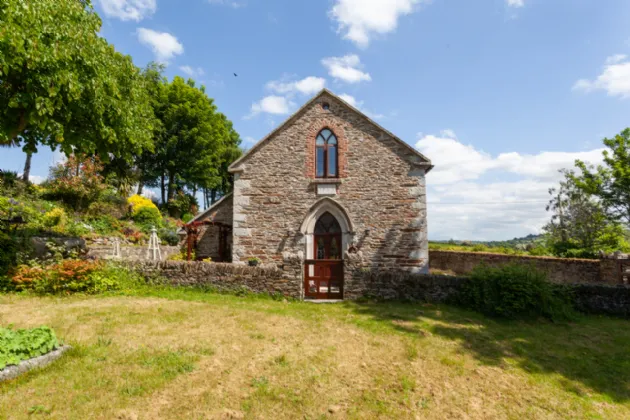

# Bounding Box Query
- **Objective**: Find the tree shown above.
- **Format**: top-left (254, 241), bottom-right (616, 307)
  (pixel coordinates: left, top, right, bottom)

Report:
top-left (0, 0), bottom-right (155, 181)
top-left (544, 170), bottom-right (628, 258)
top-left (147, 77), bottom-right (231, 215)
top-left (572, 128), bottom-right (630, 224)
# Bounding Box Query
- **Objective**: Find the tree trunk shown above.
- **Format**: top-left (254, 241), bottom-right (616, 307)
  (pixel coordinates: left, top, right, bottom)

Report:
top-left (22, 151), bottom-right (32, 182)
top-left (160, 174), bottom-right (166, 205)
top-left (211, 189), bottom-right (217, 205)
top-left (167, 171), bottom-right (175, 203)
top-left (137, 182), bottom-right (144, 195)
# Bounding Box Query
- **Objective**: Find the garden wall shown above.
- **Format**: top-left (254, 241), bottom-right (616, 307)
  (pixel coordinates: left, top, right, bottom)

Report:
top-left (134, 261), bottom-right (301, 297)
top-left (429, 250), bottom-right (621, 285)
top-left (352, 269), bottom-right (630, 318)
top-left (88, 245), bottom-right (180, 261)
top-left (130, 261), bottom-right (630, 318)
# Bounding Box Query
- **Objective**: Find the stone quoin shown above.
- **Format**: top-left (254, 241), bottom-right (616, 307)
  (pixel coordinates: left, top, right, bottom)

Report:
top-left (185, 89), bottom-right (433, 300)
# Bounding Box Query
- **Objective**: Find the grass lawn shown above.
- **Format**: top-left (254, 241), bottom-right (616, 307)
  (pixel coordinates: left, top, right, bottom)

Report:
top-left (1, 288), bottom-right (629, 419)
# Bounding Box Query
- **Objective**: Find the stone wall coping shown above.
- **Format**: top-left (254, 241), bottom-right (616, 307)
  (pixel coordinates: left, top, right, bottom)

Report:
top-left (430, 249), bottom-right (600, 263)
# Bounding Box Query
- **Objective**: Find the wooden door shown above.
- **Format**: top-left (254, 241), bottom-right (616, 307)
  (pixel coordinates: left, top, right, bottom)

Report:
top-left (304, 212), bottom-right (344, 300)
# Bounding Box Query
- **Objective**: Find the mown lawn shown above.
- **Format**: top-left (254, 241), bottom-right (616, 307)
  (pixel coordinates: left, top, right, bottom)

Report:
top-left (1, 288), bottom-right (629, 419)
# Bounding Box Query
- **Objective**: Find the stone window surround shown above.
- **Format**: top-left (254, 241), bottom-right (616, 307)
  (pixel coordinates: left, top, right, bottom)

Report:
top-left (305, 118), bottom-right (348, 179)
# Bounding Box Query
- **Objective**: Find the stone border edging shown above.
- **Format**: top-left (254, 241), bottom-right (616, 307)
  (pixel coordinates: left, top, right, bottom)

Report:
top-left (0, 345), bottom-right (72, 382)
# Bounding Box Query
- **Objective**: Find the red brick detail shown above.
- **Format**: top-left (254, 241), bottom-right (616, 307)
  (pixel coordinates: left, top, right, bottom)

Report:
top-left (305, 118), bottom-right (348, 179)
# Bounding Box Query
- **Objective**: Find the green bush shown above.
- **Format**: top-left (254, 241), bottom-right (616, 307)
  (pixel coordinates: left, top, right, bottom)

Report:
top-left (133, 206), bottom-right (162, 230)
top-left (158, 228), bottom-right (180, 246)
top-left (459, 264), bottom-right (574, 321)
top-left (10, 261), bottom-right (143, 295)
top-left (0, 232), bottom-right (17, 276)
top-left (181, 213), bottom-right (194, 223)
top-left (84, 264), bottom-right (144, 294)
top-left (0, 326), bottom-right (59, 369)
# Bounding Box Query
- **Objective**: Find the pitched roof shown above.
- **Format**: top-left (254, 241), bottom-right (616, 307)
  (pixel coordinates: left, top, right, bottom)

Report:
top-left (178, 193), bottom-right (233, 234)
top-left (228, 89), bottom-right (433, 173)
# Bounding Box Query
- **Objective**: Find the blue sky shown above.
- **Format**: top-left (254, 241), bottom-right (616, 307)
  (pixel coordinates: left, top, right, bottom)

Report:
top-left (3, 0), bottom-right (630, 240)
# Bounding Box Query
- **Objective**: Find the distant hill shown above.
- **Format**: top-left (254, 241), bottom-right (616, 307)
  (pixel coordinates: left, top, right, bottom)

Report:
top-left (432, 234), bottom-right (545, 249)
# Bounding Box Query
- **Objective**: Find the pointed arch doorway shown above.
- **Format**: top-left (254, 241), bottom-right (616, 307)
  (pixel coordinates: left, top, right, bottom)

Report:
top-left (305, 211), bottom-right (344, 300)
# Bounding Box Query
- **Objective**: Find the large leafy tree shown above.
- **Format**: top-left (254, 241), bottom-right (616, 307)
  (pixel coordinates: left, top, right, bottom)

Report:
top-left (0, 0), bottom-right (154, 180)
top-left (150, 77), bottom-right (231, 215)
top-left (571, 128), bottom-right (630, 224)
top-left (545, 170), bottom-right (628, 258)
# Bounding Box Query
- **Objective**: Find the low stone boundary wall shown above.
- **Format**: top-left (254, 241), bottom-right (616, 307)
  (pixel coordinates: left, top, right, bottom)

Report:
top-left (429, 250), bottom-right (615, 285)
top-left (88, 245), bottom-right (180, 261)
top-left (349, 270), bottom-right (468, 302)
top-left (130, 261), bottom-right (630, 318)
top-left (572, 284), bottom-right (630, 318)
top-left (134, 261), bottom-right (301, 297)
top-left (354, 269), bottom-right (630, 318)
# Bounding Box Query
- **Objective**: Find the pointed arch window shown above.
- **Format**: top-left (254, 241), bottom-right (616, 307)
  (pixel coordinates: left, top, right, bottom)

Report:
top-left (316, 128), bottom-right (338, 178)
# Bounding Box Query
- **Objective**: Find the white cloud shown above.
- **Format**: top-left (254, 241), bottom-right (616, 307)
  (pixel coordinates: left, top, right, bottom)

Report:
top-left (506, 0), bottom-right (525, 7)
top-left (242, 136), bottom-right (257, 148)
top-left (573, 54), bottom-right (630, 98)
top-left (137, 28), bottom-right (184, 63)
top-left (329, 0), bottom-right (423, 48)
top-left (248, 95), bottom-right (293, 118)
top-left (416, 130), bottom-right (604, 185)
top-left (338, 93), bottom-right (362, 108)
top-left (266, 76), bottom-right (326, 96)
top-left (416, 130), bottom-right (606, 240)
top-left (338, 94), bottom-right (385, 120)
top-left (97, 0), bottom-right (156, 21)
top-left (179, 66), bottom-right (205, 78)
top-left (207, 0), bottom-right (245, 8)
top-left (322, 55), bottom-right (372, 84)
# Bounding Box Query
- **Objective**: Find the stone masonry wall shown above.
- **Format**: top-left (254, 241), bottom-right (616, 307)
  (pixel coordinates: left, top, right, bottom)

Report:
top-left (196, 195), bottom-right (233, 262)
top-left (132, 261), bottom-right (630, 317)
top-left (429, 250), bottom-right (619, 285)
top-left (231, 92), bottom-right (429, 291)
top-left (88, 245), bottom-right (180, 261)
top-left (134, 261), bottom-right (300, 297)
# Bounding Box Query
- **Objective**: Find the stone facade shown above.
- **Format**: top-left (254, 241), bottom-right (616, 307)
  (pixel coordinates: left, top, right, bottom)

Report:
top-left (190, 89), bottom-right (433, 298)
top-left (231, 90), bottom-right (430, 273)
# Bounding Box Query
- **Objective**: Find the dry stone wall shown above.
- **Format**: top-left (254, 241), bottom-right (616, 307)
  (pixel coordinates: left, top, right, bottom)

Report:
top-left (429, 250), bottom-right (611, 284)
top-left (135, 261), bottom-right (301, 297)
top-left (231, 92), bottom-right (429, 274)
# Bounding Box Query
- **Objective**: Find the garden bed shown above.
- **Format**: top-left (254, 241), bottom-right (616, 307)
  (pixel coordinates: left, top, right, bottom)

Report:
top-left (0, 345), bottom-right (71, 382)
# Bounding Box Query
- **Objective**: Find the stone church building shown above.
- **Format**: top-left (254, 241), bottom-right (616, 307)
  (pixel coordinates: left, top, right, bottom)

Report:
top-left (187, 89), bottom-right (433, 300)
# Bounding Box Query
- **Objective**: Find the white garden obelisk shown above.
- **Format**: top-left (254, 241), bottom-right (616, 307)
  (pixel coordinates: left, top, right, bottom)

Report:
top-left (147, 226), bottom-right (162, 261)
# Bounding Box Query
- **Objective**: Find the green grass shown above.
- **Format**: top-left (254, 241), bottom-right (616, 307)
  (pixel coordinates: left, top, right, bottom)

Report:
top-left (0, 288), bottom-right (629, 419)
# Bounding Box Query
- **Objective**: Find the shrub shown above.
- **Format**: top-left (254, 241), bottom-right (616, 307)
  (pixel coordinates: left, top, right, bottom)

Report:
top-left (87, 215), bottom-right (123, 236)
top-left (0, 232), bottom-right (17, 276)
top-left (9, 261), bottom-right (142, 295)
top-left (159, 228), bottom-right (180, 246)
top-left (44, 156), bottom-right (108, 211)
top-left (43, 208), bottom-right (67, 229)
top-left (459, 264), bottom-right (574, 321)
top-left (0, 326), bottom-right (59, 369)
top-left (86, 201), bottom-right (126, 220)
top-left (128, 194), bottom-right (159, 217)
top-left (133, 206), bottom-right (163, 230)
top-left (181, 213), bottom-right (194, 223)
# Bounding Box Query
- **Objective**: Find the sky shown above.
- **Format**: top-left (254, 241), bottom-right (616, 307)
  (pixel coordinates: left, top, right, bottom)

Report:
top-left (2, 0), bottom-right (630, 241)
